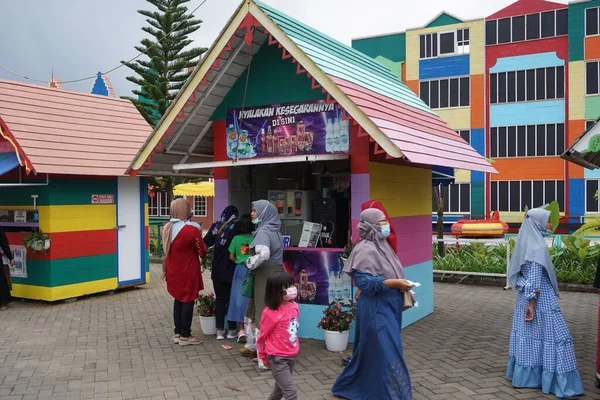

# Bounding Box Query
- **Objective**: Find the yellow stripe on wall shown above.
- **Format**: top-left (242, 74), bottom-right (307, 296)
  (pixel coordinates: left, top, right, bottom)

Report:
top-left (569, 61), bottom-right (585, 121)
top-left (435, 108), bottom-right (471, 129)
top-left (42, 205), bottom-right (116, 233)
top-left (12, 277), bottom-right (118, 302)
top-left (405, 31), bottom-right (419, 81)
top-left (469, 20), bottom-right (485, 75)
top-left (145, 203), bottom-right (150, 226)
top-left (369, 162), bottom-right (432, 217)
top-left (454, 169), bottom-right (471, 183)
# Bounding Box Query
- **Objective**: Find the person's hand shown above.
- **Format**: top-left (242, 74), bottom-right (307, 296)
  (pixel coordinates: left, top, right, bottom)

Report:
top-left (262, 359), bottom-right (269, 368)
top-left (524, 305), bottom-right (535, 321)
top-left (161, 273), bottom-right (167, 281)
top-left (9, 259), bottom-right (15, 267)
top-left (354, 288), bottom-right (361, 301)
top-left (396, 279), bottom-right (414, 291)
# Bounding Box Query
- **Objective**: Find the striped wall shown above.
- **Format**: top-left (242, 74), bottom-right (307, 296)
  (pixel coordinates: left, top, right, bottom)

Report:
top-left (368, 161), bottom-right (434, 326)
top-left (0, 176), bottom-right (148, 301)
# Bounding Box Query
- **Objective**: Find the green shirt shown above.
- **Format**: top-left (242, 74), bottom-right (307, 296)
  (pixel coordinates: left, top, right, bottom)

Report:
top-left (228, 233), bottom-right (254, 264)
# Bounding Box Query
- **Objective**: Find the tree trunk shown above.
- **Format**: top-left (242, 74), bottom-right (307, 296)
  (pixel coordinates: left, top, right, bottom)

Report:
top-left (435, 186), bottom-right (445, 258)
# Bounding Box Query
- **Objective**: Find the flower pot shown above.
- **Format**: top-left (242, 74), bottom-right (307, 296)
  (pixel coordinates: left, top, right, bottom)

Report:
top-left (199, 316), bottom-right (217, 335)
top-left (44, 239), bottom-right (51, 251)
top-left (324, 329), bottom-right (349, 352)
top-left (31, 240), bottom-right (46, 252)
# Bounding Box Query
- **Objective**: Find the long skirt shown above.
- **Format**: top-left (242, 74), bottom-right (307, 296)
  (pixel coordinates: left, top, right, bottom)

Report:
top-left (226, 264), bottom-right (250, 323)
top-left (0, 264), bottom-right (12, 306)
top-left (245, 260), bottom-right (282, 326)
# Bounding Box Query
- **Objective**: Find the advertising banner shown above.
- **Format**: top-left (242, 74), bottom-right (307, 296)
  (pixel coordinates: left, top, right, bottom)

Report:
top-left (225, 100), bottom-right (350, 159)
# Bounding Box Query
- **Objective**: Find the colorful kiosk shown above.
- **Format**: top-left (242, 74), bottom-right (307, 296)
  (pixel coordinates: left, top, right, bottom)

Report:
top-left (127, 0), bottom-right (496, 338)
top-left (561, 117), bottom-right (600, 388)
top-left (0, 79), bottom-right (152, 301)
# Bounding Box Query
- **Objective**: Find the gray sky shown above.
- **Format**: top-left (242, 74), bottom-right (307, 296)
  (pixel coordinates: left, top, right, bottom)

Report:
top-left (0, 0), bottom-right (567, 96)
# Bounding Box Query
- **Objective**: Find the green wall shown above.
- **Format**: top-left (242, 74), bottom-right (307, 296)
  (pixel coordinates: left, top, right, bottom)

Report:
top-left (351, 33), bottom-right (406, 63)
top-left (569, 0), bottom-right (600, 61)
top-left (426, 13), bottom-right (462, 28)
top-left (210, 44), bottom-right (325, 120)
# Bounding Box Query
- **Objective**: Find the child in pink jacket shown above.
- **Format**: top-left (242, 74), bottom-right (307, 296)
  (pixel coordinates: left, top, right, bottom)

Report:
top-left (257, 271), bottom-right (300, 400)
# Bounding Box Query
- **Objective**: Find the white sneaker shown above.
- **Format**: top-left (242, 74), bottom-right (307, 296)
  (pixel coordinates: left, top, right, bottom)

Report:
top-left (226, 330), bottom-right (237, 339)
top-left (216, 330), bottom-right (225, 340)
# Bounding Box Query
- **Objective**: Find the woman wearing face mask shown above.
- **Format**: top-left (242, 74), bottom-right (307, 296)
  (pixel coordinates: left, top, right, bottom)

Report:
top-left (239, 200), bottom-right (283, 365)
top-left (506, 208), bottom-right (584, 398)
top-left (332, 208), bottom-right (413, 400)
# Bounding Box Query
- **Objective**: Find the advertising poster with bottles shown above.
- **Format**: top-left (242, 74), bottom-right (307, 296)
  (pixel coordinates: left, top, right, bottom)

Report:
top-left (282, 250), bottom-right (352, 305)
top-left (225, 100), bottom-right (350, 159)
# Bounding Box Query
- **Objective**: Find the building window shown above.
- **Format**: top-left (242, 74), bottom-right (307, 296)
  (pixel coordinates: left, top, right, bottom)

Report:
top-left (490, 66), bottom-right (564, 104)
top-left (586, 180), bottom-right (600, 212)
top-left (194, 196), bottom-right (207, 217)
top-left (586, 7), bottom-right (600, 36)
top-left (420, 77), bottom-right (470, 108)
top-left (420, 29), bottom-right (470, 59)
top-left (456, 129), bottom-right (470, 144)
top-left (490, 123), bottom-right (564, 158)
top-left (432, 183), bottom-right (471, 213)
top-left (586, 61), bottom-right (600, 95)
top-left (587, 120), bottom-right (598, 130)
top-left (490, 180), bottom-right (564, 212)
top-left (149, 191), bottom-right (170, 217)
top-left (486, 9), bottom-right (568, 45)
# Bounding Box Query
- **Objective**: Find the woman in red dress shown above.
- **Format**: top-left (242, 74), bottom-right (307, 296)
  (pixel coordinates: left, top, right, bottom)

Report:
top-left (161, 198), bottom-right (207, 346)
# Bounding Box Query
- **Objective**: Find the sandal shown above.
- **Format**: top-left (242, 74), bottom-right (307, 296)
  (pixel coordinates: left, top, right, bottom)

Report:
top-left (172, 335), bottom-right (181, 344)
top-left (179, 336), bottom-right (203, 346)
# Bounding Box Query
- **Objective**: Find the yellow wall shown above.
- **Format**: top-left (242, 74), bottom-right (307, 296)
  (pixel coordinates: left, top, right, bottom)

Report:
top-left (369, 162), bottom-right (432, 217)
top-left (569, 61), bottom-right (585, 120)
top-left (435, 108), bottom-right (471, 129)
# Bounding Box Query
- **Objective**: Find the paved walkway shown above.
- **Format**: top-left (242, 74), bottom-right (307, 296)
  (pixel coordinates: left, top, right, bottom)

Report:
top-left (0, 264), bottom-right (598, 400)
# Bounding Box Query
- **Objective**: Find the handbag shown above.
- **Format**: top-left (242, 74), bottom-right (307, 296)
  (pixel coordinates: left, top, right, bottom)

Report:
top-left (402, 290), bottom-right (415, 311)
top-left (242, 272), bottom-right (254, 298)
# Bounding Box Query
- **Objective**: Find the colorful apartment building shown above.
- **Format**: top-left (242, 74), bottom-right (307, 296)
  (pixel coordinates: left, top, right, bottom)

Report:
top-left (352, 0), bottom-right (600, 224)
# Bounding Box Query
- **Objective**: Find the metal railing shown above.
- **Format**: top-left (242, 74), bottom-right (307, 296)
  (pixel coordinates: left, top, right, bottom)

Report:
top-left (432, 237), bottom-right (510, 285)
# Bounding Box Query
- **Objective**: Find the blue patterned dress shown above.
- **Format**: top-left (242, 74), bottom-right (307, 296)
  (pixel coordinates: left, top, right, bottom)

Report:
top-left (507, 261), bottom-right (584, 398)
top-left (332, 271), bottom-right (412, 399)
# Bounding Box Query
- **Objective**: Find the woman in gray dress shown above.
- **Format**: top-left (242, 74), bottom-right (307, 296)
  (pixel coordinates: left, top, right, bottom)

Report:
top-left (239, 200), bottom-right (283, 367)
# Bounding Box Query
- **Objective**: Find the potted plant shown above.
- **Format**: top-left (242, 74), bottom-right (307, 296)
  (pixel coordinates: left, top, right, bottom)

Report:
top-left (197, 292), bottom-right (216, 335)
top-left (338, 242), bottom-right (355, 264)
top-left (23, 230), bottom-right (50, 253)
top-left (317, 298), bottom-right (356, 352)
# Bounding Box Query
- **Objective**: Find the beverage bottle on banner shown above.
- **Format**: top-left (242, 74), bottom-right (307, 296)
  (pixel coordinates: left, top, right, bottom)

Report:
top-left (342, 273), bottom-right (351, 301)
top-left (328, 270), bottom-right (336, 301)
top-left (260, 128), bottom-right (266, 154)
top-left (227, 124), bottom-right (238, 157)
top-left (335, 272), bottom-right (344, 300)
top-left (340, 119), bottom-right (350, 152)
top-left (266, 126), bottom-right (273, 154)
top-left (325, 119), bottom-right (333, 153)
top-left (333, 119), bottom-right (341, 153)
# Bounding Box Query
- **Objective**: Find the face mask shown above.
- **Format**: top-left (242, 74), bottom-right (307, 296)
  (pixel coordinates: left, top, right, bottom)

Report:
top-left (542, 229), bottom-right (552, 237)
top-left (188, 211), bottom-right (194, 220)
top-left (283, 286), bottom-right (297, 301)
top-left (379, 224), bottom-right (391, 238)
top-left (252, 218), bottom-right (261, 225)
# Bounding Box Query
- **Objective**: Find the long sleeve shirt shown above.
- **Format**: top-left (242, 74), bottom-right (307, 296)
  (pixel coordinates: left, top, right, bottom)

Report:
top-left (257, 302), bottom-right (300, 364)
top-left (0, 226), bottom-right (13, 264)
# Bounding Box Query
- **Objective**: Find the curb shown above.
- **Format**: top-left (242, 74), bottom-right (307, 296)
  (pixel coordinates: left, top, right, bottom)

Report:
top-left (433, 273), bottom-right (598, 293)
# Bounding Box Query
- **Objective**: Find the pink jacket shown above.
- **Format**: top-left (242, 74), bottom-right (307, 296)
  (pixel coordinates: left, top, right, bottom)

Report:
top-left (257, 302), bottom-right (300, 363)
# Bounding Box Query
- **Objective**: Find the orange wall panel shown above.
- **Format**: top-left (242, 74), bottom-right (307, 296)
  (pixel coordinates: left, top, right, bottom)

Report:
top-left (567, 120), bottom-right (585, 178)
top-left (585, 36), bottom-right (600, 60)
top-left (490, 157), bottom-right (564, 181)
top-left (471, 74), bottom-right (484, 128)
top-left (405, 80), bottom-right (419, 96)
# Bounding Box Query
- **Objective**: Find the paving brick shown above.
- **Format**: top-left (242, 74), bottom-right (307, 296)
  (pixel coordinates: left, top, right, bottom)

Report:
top-left (0, 263), bottom-right (598, 399)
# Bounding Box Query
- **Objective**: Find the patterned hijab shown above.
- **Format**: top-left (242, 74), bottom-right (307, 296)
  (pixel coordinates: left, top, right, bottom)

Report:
top-left (508, 208), bottom-right (559, 297)
top-left (161, 198), bottom-right (191, 256)
top-left (210, 205), bottom-right (239, 248)
top-left (343, 208), bottom-right (405, 279)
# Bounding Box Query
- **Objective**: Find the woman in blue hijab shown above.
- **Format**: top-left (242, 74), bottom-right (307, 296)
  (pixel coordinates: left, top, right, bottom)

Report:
top-left (506, 208), bottom-right (583, 398)
top-left (204, 205), bottom-right (240, 340)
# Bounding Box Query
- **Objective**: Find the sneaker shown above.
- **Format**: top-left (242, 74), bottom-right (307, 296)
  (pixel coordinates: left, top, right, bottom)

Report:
top-left (237, 330), bottom-right (247, 343)
top-left (226, 330), bottom-right (237, 339)
top-left (216, 330), bottom-right (225, 340)
top-left (179, 337), bottom-right (203, 346)
top-left (239, 347), bottom-right (257, 358)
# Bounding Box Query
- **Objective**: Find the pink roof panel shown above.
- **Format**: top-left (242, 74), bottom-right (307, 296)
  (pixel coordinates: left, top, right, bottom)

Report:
top-left (0, 79), bottom-right (151, 176)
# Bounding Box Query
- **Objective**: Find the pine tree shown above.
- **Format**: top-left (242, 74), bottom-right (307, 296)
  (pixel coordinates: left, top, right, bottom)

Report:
top-left (122, 0), bottom-right (207, 126)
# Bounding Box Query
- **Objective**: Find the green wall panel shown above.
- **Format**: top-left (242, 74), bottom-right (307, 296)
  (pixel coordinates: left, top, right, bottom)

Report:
top-left (11, 259), bottom-right (52, 287)
top-left (426, 13), bottom-right (463, 28)
top-left (471, 182), bottom-right (485, 216)
top-left (210, 44), bottom-right (325, 120)
top-left (0, 183), bottom-right (51, 207)
top-left (586, 96), bottom-right (600, 120)
top-left (49, 178), bottom-right (116, 206)
top-left (351, 33), bottom-right (406, 63)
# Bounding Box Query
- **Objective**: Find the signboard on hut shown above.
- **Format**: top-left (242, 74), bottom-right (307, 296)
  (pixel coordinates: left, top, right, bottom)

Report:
top-left (225, 100), bottom-right (350, 159)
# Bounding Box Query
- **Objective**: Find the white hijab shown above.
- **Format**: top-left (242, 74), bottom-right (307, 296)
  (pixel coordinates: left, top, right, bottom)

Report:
top-left (508, 208), bottom-right (559, 297)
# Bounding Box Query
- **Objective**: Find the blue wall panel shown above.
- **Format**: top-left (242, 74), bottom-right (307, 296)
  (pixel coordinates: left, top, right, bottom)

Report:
top-left (419, 55), bottom-right (470, 79)
top-left (585, 168), bottom-right (600, 179)
top-left (490, 52), bottom-right (564, 73)
top-left (569, 178), bottom-right (585, 217)
top-left (490, 100), bottom-right (565, 126)
top-left (470, 128), bottom-right (485, 156)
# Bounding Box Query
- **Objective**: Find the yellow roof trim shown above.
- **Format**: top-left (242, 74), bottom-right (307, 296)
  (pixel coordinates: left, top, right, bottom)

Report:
top-left (248, 3), bottom-right (403, 158)
top-left (130, 2), bottom-right (250, 171)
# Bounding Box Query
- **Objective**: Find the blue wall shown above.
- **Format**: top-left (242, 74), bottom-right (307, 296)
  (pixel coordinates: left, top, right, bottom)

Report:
top-left (490, 100), bottom-right (565, 126)
top-left (419, 55), bottom-right (470, 79)
top-left (489, 52), bottom-right (564, 73)
top-left (569, 178), bottom-right (585, 217)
